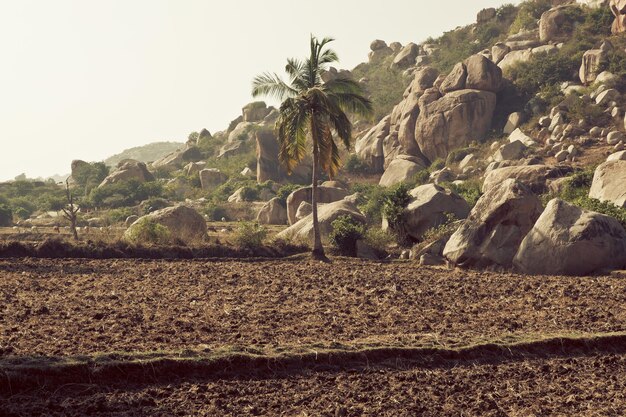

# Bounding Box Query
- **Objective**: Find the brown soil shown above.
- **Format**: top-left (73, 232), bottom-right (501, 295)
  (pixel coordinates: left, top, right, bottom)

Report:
top-left (2, 258), bottom-right (626, 357)
top-left (2, 353), bottom-right (626, 416)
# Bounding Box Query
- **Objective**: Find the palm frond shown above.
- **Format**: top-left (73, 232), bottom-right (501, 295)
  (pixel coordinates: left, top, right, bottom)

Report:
top-left (251, 72), bottom-right (297, 100)
top-left (277, 98), bottom-right (309, 174)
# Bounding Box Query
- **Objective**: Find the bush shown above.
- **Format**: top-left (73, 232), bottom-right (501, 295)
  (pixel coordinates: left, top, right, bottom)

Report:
top-left (363, 227), bottom-right (394, 253)
top-left (203, 203), bottom-right (229, 221)
top-left (447, 180), bottom-right (483, 208)
top-left (381, 183), bottom-right (412, 245)
top-left (124, 218), bottom-right (171, 245)
top-left (329, 215), bottom-right (365, 256)
top-left (509, 0), bottom-right (551, 35)
top-left (141, 197), bottom-right (170, 214)
top-left (105, 207), bottom-right (136, 225)
top-left (352, 184), bottom-right (388, 225)
top-left (232, 222), bottom-right (268, 248)
top-left (0, 204), bottom-right (12, 226)
top-left (550, 169), bottom-right (626, 229)
top-left (88, 180), bottom-right (166, 209)
top-left (351, 56), bottom-right (407, 121)
top-left (276, 184), bottom-right (302, 205)
top-left (421, 212), bottom-right (459, 242)
top-left (344, 154), bottom-right (371, 175)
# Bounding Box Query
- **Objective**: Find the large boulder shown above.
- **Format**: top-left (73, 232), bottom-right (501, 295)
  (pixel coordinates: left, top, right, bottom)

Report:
top-left (256, 198), bottom-right (288, 225)
top-left (199, 168), bottom-right (227, 190)
top-left (409, 67), bottom-right (440, 94)
top-left (477, 7), bottom-right (497, 24)
top-left (256, 129), bottom-right (281, 183)
top-left (513, 199), bottom-right (626, 275)
top-left (355, 116), bottom-right (390, 173)
top-left (493, 140), bottom-right (527, 162)
top-left (464, 54), bottom-right (503, 93)
top-left (440, 63), bottom-right (467, 94)
top-left (611, 0), bottom-right (626, 33)
top-left (491, 43), bottom-right (511, 65)
top-left (415, 89), bottom-right (496, 162)
top-left (99, 160), bottom-right (154, 188)
top-left (443, 179), bottom-right (543, 267)
top-left (399, 184), bottom-right (470, 241)
top-left (242, 102), bottom-right (271, 123)
top-left (483, 165), bottom-right (572, 194)
top-left (540, 6), bottom-right (577, 42)
top-left (286, 186), bottom-right (349, 225)
top-left (580, 48), bottom-right (609, 85)
top-left (124, 205), bottom-right (207, 242)
top-left (368, 40), bottom-right (394, 62)
top-left (277, 197), bottom-right (366, 242)
top-left (589, 160), bottom-right (626, 207)
top-left (391, 43), bottom-right (419, 69)
top-left (379, 156), bottom-right (427, 187)
top-left (498, 49), bottom-right (533, 72)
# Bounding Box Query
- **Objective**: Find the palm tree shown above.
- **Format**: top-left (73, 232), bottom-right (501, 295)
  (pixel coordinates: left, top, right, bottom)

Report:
top-left (252, 35), bottom-right (373, 259)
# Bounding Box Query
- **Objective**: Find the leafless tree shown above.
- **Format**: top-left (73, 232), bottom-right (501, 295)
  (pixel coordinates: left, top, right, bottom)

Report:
top-left (61, 178), bottom-right (80, 241)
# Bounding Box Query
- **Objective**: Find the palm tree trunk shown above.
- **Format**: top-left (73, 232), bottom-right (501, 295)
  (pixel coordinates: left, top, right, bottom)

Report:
top-left (311, 118), bottom-right (325, 260)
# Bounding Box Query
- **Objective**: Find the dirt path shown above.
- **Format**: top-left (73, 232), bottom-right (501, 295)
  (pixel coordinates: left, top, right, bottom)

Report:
top-left (2, 258), bottom-right (626, 356)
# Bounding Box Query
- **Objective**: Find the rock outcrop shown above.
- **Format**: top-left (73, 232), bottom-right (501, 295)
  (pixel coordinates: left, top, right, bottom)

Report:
top-left (589, 160), bottom-right (626, 207)
top-left (256, 198), bottom-right (288, 225)
top-left (611, 0), bottom-right (626, 33)
top-left (540, 6), bottom-right (577, 42)
top-left (415, 89), bottom-right (497, 162)
top-left (124, 205), bottom-right (207, 242)
top-left (399, 184), bottom-right (470, 241)
top-left (277, 197), bottom-right (366, 242)
top-left (242, 102), bottom-right (272, 123)
top-left (199, 168), bottom-right (227, 190)
top-left (379, 156), bottom-right (427, 187)
top-left (355, 116), bottom-right (390, 173)
top-left (513, 199), bottom-right (626, 275)
top-left (483, 165), bottom-right (572, 194)
top-left (99, 160), bottom-right (154, 188)
top-left (444, 179), bottom-right (543, 267)
top-left (286, 186), bottom-right (349, 225)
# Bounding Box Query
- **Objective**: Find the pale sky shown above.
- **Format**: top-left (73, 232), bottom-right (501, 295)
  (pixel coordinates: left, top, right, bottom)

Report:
top-left (0, 0), bottom-right (520, 181)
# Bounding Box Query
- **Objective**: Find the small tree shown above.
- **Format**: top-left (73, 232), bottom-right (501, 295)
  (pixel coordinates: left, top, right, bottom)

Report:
top-left (61, 179), bottom-right (80, 241)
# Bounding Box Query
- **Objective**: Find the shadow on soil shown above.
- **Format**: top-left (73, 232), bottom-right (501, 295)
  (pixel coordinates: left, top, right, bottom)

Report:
top-left (2, 333), bottom-right (626, 396)
top-left (0, 238), bottom-right (308, 260)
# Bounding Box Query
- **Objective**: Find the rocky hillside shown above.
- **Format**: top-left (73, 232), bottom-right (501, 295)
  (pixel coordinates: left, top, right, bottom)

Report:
top-left (104, 141), bottom-right (184, 167)
top-left (5, 0), bottom-right (626, 278)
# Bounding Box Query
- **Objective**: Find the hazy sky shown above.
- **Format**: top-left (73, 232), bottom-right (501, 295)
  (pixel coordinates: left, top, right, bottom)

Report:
top-left (0, 0), bottom-right (520, 181)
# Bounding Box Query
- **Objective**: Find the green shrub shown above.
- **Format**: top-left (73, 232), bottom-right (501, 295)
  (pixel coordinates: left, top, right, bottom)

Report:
top-left (203, 203), bottom-right (229, 221)
top-left (344, 154), bottom-right (371, 175)
top-left (141, 197), bottom-right (170, 214)
top-left (447, 180), bottom-right (483, 208)
top-left (509, 0), bottom-right (551, 35)
top-left (232, 221), bottom-right (268, 248)
top-left (329, 215), bottom-right (365, 256)
top-left (124, 218), bottom-right (171, 245)
top-left (421, 212), bottom-right (459, 242)
top-left (549, 169), bottom-right (626, 228)
top-left (408, 170), bottom-right (430, 188)
top-left (36, 193), bottom-right (66, 212)
top-left (363, 227), bottom-right (395, 253)
top-left (88, 180), bottom-right (166, 209)
top-left (381, 183), bottom-right (412, 244)
top-left (351, 55), bottom-right (407, 121)
top-left (239, 185), bottom-right (259, 202)
top-left (105, 207), bottom-right (136, 224)
top-left (9, 197), bottom-right (36, 218)
top-left (0, 204), bottom-right (12, 226)
top-left (276, 184), bottom-right (302, 205)
top-left (352, 184), bottom-right (388, 225)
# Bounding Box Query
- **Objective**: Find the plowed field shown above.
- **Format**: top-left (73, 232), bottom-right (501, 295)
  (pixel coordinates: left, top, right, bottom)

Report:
top-left (2, 257), bottom-right (626, 416)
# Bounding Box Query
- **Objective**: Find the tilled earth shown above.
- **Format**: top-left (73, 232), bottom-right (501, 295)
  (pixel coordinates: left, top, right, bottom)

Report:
top-left (2, 353), bottom-right (626, 416)
top-left (2, 257), bottom-right (626, 416)
top-left (1, 258), bottom-right (626, 356)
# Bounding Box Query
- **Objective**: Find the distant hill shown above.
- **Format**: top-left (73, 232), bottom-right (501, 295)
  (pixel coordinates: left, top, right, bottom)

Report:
top-left (104, 142), bottom-right (184, 167)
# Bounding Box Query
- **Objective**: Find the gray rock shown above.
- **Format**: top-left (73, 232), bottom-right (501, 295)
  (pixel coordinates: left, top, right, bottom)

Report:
top-left (513, 199), bottom-right (626, 275)
top-left (444, 179), bottom-right (543, 267)
top-left (589, 160), bottom-right (626, 207)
